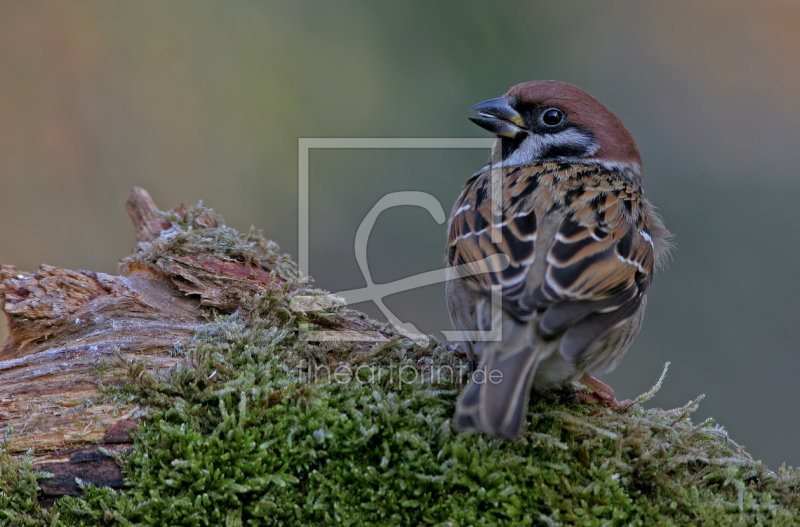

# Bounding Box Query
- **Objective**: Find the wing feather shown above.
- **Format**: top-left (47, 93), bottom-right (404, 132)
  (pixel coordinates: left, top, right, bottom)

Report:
top-left (447, 162), bottom-right (656, 359)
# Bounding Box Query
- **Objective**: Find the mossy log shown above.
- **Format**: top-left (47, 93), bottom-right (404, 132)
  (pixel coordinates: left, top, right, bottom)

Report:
top-left (0, 189), bottom-right (307, 498)
top-left (1, 188), bottom-right (799, 524)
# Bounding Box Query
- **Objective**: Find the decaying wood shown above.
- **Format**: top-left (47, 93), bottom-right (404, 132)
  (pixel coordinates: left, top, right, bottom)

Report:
top-left (0, 188), bottom-right (288, 498)
top-left (125, 187), bottom-right (172, 243)
top-left (0, 266), bottom-right (199, 450)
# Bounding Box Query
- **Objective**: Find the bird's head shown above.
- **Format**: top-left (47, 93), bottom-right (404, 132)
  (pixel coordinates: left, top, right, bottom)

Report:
top-left (470, 80), bottom-right (641, 172)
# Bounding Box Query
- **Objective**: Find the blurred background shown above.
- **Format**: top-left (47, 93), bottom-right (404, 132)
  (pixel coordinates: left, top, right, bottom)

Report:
top-left (2, 1), bottom-right (799, 469)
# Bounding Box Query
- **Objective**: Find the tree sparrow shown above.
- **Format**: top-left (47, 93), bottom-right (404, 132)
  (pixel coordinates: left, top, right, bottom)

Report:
top-left (447, 80), bottom-right (672, 438)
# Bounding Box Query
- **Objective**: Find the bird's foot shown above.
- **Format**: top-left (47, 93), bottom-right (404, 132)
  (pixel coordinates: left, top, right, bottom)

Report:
top-left (575, 374), bottom-right (633, 410)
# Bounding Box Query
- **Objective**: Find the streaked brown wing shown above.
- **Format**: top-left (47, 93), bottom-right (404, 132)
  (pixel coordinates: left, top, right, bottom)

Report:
top-left (447, 162), bottom-right (656, 359)
top-left (447, 167), bottom-right (538, 297)
top-left (536, 207), bottom-right (655, 358)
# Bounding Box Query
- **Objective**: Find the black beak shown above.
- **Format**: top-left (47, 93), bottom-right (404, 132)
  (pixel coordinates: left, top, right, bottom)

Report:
top-left (468, 96), bottom-right (525, 138)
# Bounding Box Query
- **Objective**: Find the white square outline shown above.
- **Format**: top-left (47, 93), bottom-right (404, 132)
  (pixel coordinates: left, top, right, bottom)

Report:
top-left (298, 137), bottom-right (498, 343)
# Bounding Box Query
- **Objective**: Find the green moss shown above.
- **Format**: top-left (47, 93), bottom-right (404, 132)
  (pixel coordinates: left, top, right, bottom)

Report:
top-left (0, 442), bottom-right (50, 526)
top-left (2, 205), bottom-right (799, 526)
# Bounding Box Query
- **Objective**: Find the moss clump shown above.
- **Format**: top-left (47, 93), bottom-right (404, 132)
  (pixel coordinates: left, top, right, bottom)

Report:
top-left (2, 205), bottom-right (799, 526)
top-left (0, 443), bottom-right (52, 526)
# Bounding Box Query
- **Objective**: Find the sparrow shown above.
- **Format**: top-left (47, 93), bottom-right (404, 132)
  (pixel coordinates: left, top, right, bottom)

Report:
top-left (446, 80), bottom-right (672, 438)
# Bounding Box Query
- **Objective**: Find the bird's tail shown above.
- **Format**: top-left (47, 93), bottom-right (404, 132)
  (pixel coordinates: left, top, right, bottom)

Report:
top-left (454, 323), bottom-right (541, 438)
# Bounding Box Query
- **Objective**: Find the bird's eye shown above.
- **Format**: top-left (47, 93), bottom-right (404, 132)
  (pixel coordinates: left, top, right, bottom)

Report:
top-left (541, 108), bottom-right (564, 127)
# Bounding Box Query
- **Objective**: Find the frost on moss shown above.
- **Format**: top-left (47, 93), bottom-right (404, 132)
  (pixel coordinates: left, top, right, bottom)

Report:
top-left (2, 205), bottom-right (799, 526)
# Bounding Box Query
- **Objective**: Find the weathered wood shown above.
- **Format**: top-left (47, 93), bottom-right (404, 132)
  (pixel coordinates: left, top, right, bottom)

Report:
top-left (125, 187), bottom-right (172, 243)
top-left (0, 187), bottom-right (288, 498)
top-left (0, 265), bottom-right (198, 453)
top-left (37, 444), bottom-right (130, 499)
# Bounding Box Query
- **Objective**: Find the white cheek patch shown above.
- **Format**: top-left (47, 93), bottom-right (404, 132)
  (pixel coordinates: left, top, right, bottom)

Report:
top-left (501, 129), bottom-right (600, 167)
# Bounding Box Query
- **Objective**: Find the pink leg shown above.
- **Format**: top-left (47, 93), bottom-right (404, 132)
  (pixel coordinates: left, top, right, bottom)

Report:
top-left (577, 374), bottom-right (633, 409)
